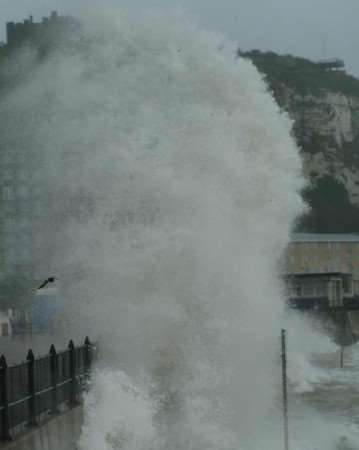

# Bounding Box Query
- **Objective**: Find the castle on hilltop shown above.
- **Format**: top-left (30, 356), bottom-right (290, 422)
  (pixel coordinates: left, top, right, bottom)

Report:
top-left (6, 12), bottom-right (79, 50)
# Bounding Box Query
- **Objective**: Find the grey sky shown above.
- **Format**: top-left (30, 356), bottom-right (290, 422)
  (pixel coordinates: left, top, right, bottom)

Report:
top-left (1, 0), bottom-right (358, 77)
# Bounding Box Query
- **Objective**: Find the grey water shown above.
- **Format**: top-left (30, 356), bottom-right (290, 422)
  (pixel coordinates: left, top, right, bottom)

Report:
top-left (283, 313), bottom-right (359, 450)
top-left (296, 346), bottom-right (359, 450)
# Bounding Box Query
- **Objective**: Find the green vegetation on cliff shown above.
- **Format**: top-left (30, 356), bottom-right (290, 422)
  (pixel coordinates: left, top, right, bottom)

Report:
top-left (243, 49), bottom-right (359, 233)
top-left (242, 50), bottom-right (359, 98)
top-left (300, 176), bottom-right (359, 233)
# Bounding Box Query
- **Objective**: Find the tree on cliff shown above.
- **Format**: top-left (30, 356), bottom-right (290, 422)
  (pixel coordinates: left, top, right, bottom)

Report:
top-left (300, 176), bottom-right (359, 233)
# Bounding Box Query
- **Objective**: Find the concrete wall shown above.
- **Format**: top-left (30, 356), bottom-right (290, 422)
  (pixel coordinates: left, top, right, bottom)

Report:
top-left (0, 406), bottom-right (83, 450)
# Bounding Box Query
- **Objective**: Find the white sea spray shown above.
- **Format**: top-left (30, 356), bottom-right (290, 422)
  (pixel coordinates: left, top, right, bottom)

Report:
top-left (0, 10), bottom-right (306, 450)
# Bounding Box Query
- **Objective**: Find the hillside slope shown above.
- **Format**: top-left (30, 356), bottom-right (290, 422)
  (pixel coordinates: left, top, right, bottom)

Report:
top-left (242, 50), bottom-right (359, 232)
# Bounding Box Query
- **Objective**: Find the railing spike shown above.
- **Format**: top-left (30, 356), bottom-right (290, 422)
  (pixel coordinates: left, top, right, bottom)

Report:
top-left (49, 344), bottom-right (57, 355)
top-left (50, 343), bottom-right (59, 415)
top-left (0, 353), bottom-right (10, 440)
top-left (27, 349), bottom-right (35, 362)
top-left (27, 348), bottom-right (37, 427)
top-left (0, 355), bottom-right (7, 369)
top-left (68, 339), bottom-right (78, 405)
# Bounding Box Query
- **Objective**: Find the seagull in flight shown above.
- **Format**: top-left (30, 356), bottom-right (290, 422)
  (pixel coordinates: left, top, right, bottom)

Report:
top-left (37, 277), bottom-right (56, 290)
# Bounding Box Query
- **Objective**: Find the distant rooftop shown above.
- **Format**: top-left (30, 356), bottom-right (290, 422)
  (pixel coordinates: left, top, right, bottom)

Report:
top-left (291, 233), bottom-right (359, 242)
top-left (317, 58), bottom-right (345, 70)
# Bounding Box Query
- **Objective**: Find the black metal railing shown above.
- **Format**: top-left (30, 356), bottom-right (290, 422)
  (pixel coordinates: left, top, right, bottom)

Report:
top-left (0, 336), bottom-right (95, 440)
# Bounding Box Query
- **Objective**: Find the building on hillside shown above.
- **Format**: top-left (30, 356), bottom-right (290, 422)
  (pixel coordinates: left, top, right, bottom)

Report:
top-left (6, 12), bottom-right (79, 51)
top-left (287, 233), bottom-right (359, 277)
top-left (0, 143), bottom-right (42, 280)
top-left (0, 12), bottom-right (81, 283)
top-left (317, 58), bottom-right (345, 71)
top-left (286, 272), bottom-right (359, 309)
top-left (286, 234), bottom-right (359, 346)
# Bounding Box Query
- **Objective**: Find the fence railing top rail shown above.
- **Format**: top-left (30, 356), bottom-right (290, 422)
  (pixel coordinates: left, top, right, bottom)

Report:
top-left (0, 336), bottom-right (95, 441)
top-left (0, 337), bottom-right (94, 371)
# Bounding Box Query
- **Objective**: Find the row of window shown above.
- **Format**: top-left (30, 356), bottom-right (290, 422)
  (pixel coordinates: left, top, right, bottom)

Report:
top-left (0, 153), bottom-right (29, 164)
top-left (4, 248), bottom-right (32, 263)
top-left (291, 278), bottom-right (358, 300)
top-left (1, 242), bottom-right (33, 254)
top-left (0, 225), bottom-right (46, 240)
top-left (0, 229), bottom-right (35, 242)
top-left (289, 242), bottom-right (355, 253)
top-left (0, 262), bottom-right (34, 275)
top-left (0, 203), bottom-right (44, 215)
top-left (1, 166), bottom-right (47, 179)
top-left (0, 253), bottom-right (33, 269)
top-left (291, 262), bottom-right (356, 273)
top-left (2, 185), bottom-right (44, 200)
top-left (2, 169), bottom-right (33, 181)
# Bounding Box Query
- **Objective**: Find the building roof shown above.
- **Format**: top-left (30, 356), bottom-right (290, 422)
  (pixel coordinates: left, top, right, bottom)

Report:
top-left (291, 233), bottom-right (359, 243)
top-left (285, 272), bottom-right (352, 279)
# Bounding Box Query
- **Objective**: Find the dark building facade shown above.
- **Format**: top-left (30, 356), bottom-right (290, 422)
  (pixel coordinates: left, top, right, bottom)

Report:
top-left (6, 12), bottom-right (79, 51)
top-left (0, 12), bottom-right (80, 302)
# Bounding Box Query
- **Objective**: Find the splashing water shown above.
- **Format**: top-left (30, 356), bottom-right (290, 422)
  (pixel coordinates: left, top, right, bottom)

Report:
top-left (0, 10), bottom-right (305, 450)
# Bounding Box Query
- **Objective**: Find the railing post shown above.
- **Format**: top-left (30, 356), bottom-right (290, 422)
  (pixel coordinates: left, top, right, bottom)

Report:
top-left (0, 355), bottom-right (11, 441)
top-left (27, 349), bottom-right (37, 427)
top-left (281, 329), bottom-right (289, 450)
top-left (49, 345), bottom-right (59, 415)
top-left (340, 312), bottom-right (346, 368)
top-left (84, 336), bottom-right (92, 382)
top-left (68, 340), bottom-right (78, 406)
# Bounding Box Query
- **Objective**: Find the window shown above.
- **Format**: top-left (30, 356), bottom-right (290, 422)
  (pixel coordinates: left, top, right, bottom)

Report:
top-left (18, 185), bottom-right (28, 198)
top-left (2, 186), bottom-right (13, 200)
top-left (343, 277), bottom-right (351, 293)
top-left (295, 283), bottom-right (302, 296)
top-left (33, 204), bottom-right (43, 216)
top-left (328, 279), bottom-right (343, 307)
top-left (3, 170), bottom-right (13, 181)
top-left (18, 169), bottom-right (28, 181)
top-left (2, 153), bottom-right (12, 164)
top-left (17, 202), bottom-right (28, 214)
top-left (33, 186), bottom-right (43, 197)
top-left (6, 248), bottom-right (17, 264)
top-left (17, 153), bottom-right (26, 163)
top-left (1, 323), bottom-right (9, 337)
top-left (18, 248), bottom-right (31, 263)
top-left (4, 217), bottom-right (15, 232)
top-left (18, 218), bottom-right (30, 230)
top-left (354, 281), bottom-right (359, 296)
top-left (335, 280), bottom-right (341, 300)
